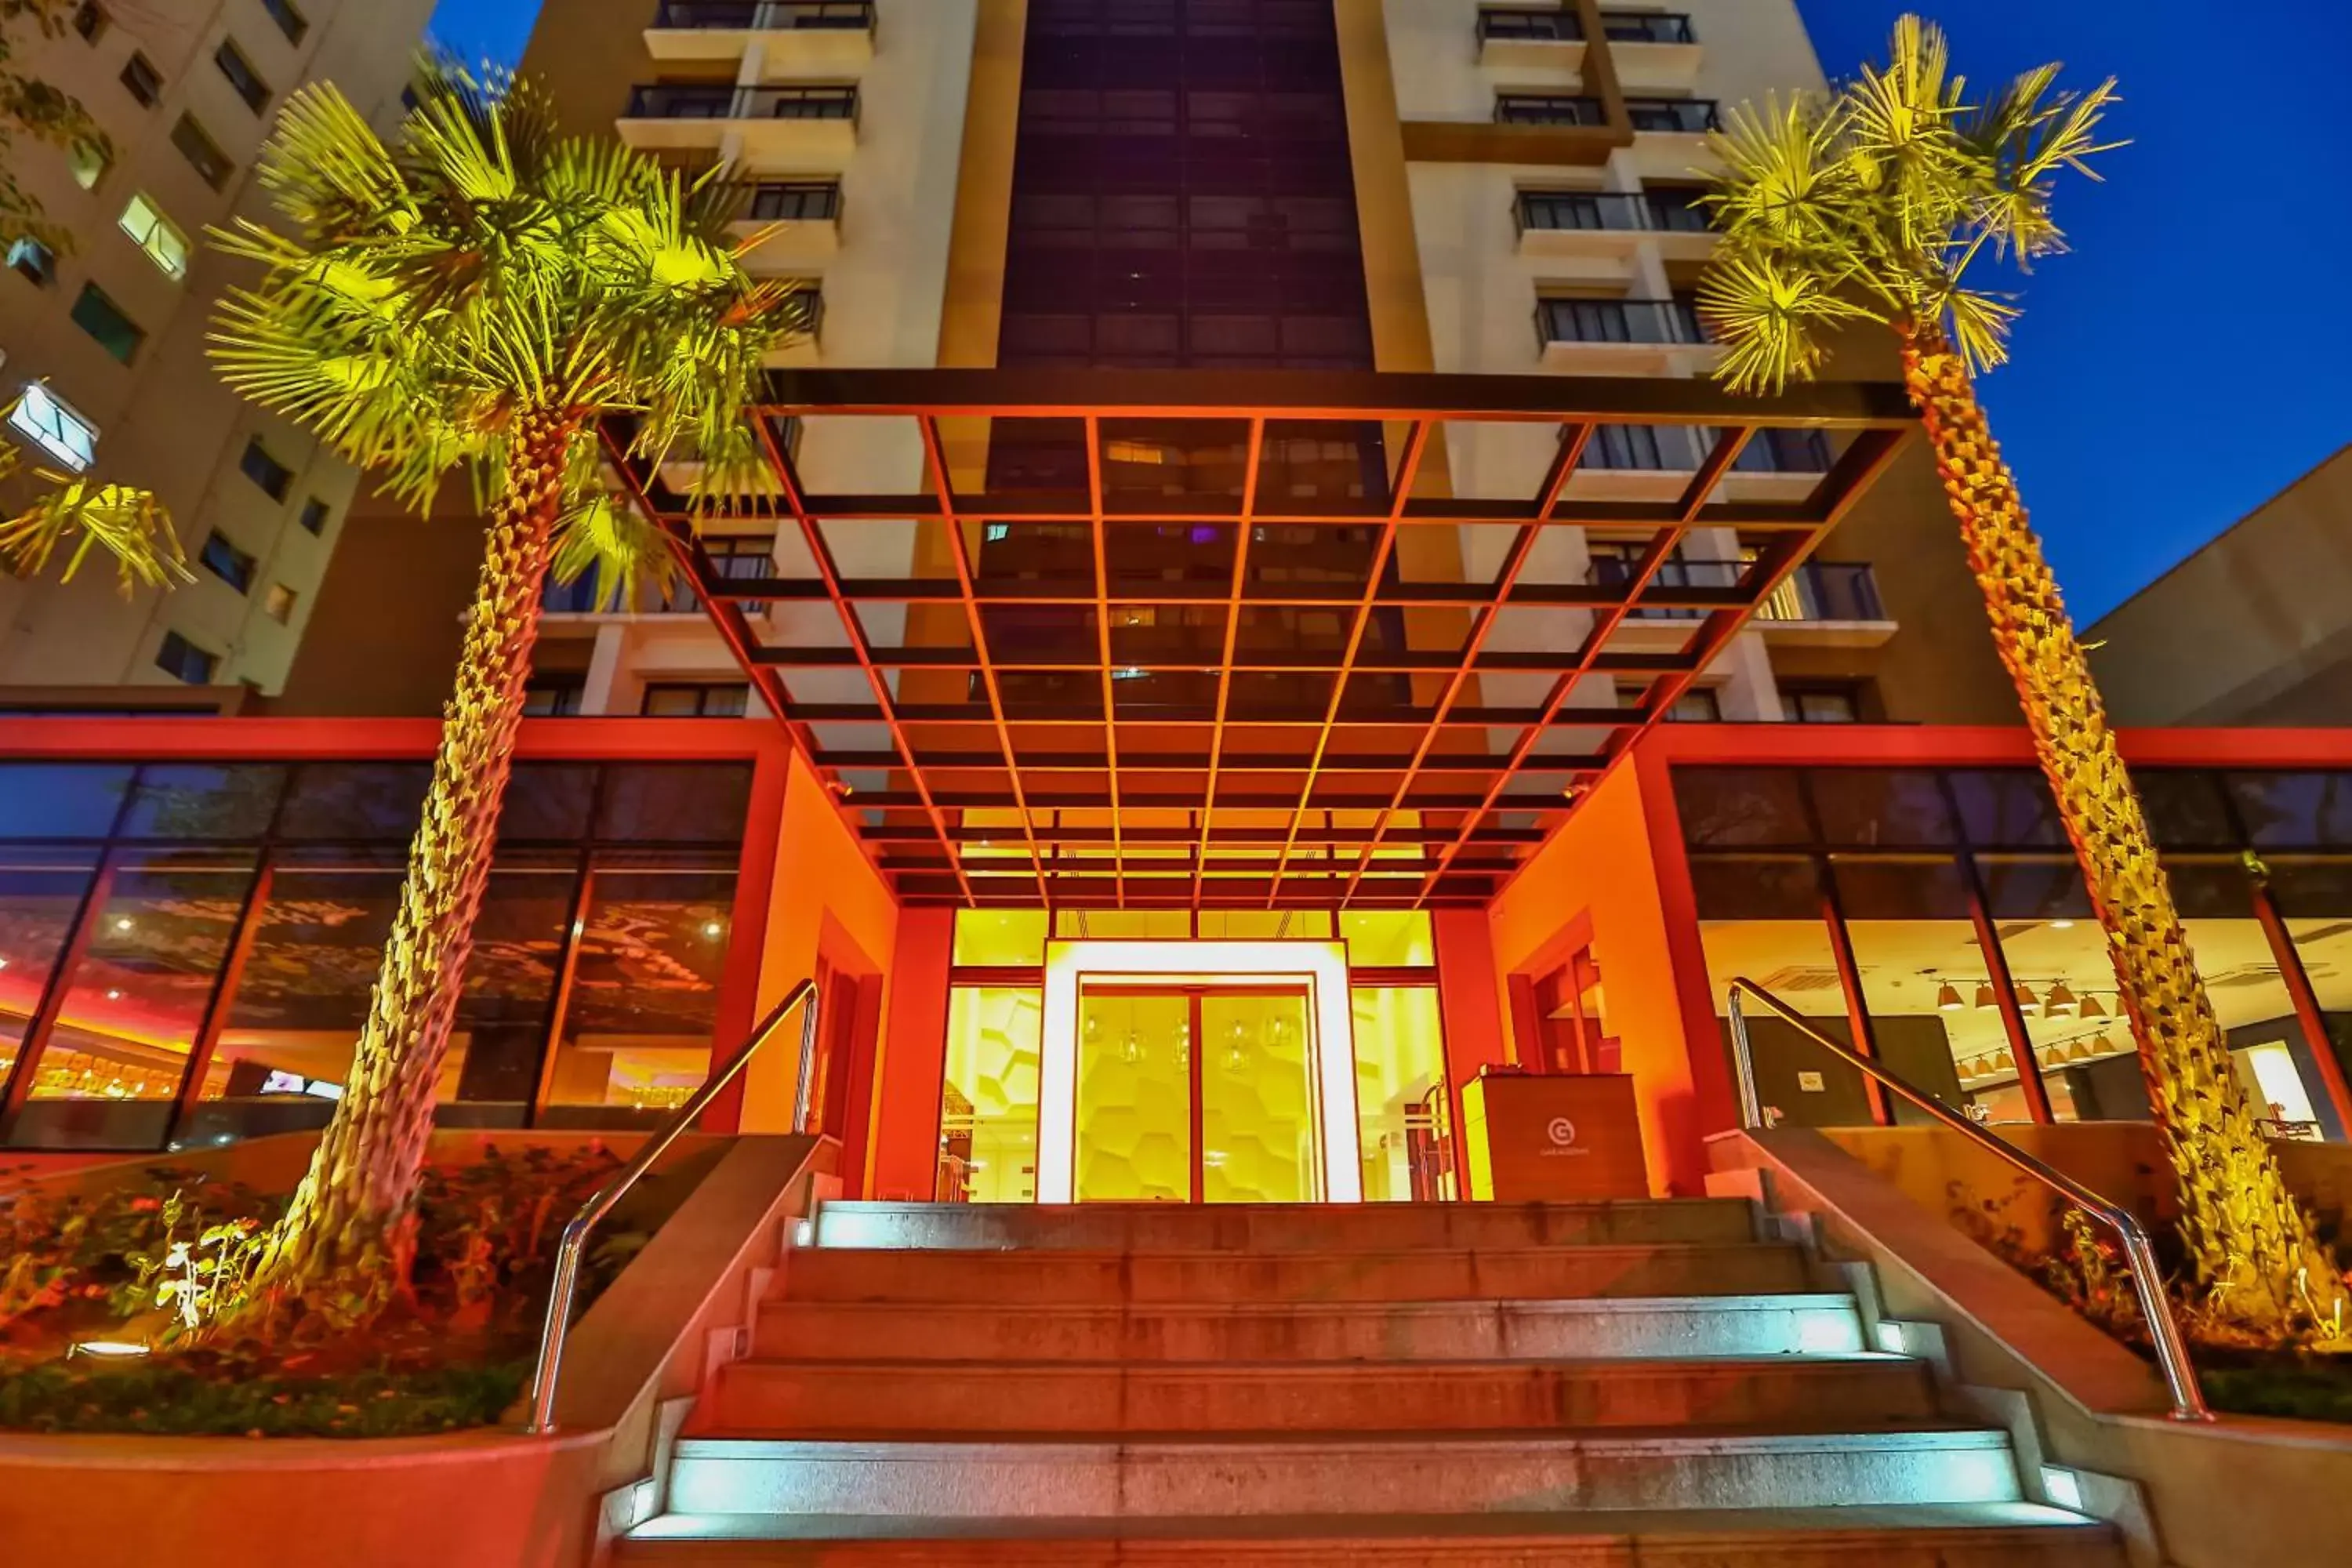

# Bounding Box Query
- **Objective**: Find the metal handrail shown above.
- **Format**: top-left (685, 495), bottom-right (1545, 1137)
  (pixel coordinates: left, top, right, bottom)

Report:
top-left (522, 978), bottom-right (821, 1433)
top-left (1725, 977), bottom-right (2213, 1423)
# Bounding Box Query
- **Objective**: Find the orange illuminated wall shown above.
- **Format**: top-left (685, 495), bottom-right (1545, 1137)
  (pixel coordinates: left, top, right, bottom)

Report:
top-left (1485, 751), bottom-right (1722, 1196)
top-left (867, 908), bottom-right (953, 1200)
top-left (738, 748), bottom-right (902, 1137)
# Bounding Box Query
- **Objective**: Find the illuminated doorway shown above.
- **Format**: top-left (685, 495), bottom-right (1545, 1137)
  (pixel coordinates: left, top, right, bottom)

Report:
top-left (1075, 985), bottom-right (1316, 1203)
top-left (1036, 938), bottom-right (1361, 1203)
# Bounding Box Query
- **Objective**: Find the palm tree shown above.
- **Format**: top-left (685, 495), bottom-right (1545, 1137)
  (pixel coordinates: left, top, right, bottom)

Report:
top-left (1697, 16), bottom-right (2344, 1338)
top-left (190, 67), bottom-right (804, 1308)
top-left (0, 418), bottom-right (183, 590)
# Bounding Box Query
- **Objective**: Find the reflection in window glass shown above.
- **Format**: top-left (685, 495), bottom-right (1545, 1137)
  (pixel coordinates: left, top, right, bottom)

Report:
top-left (1946, 769), bottom-right (2063, 848)
top-left (1352, 985), bottom-right (1450, 1200)
top-left (1690, 855), bottom-right (1873, 1127)
top-left (596, 764), bottom-right (753, 843)
top-left (1809, 768), bottom-right (1955, 847)
top-left (2133, 770), bottom-right (2238, 849)
top-left (277, 762), bottom-right (430, 840)
top-left (441, 858), bottom-right (576, 1120)
top-left (2227, 772), bottom-right (2352, 848)
top-left (937, 986), bottom-right (1040, 1202)
top-left (0, 852), bottom-right (100, 1093)
top-left (187, 858), bottom-right (401, 1142)
top-left (953, 908), bottom-right (1049, 966)
top-left (118, 764), bottom-right (284, 839)
top-left (1831, 857), bottom-right (1984, 1121)
top-left (1339, 909), bottom-right (1432, 967)
top-left (2257, 859), bottom-right (2352, 1137)
top-left (0, 764), bottom-right (133, 838)
top-left (541, 865), bottom-right (735, 1120)
top-left (14, 853), bottom-right (258, 1149)
top-left (1671, 768), bottom-right (1810, 848)
top-left (1976, 853), bottom-right (2139, 1122)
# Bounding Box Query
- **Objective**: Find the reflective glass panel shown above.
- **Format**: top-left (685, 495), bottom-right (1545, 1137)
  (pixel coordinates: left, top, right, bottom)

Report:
top-left (540, 863), bottom-right (735, 1122)
top-left (1352, 985), bottom-right (1450, 1200)
top-left (953, 908), bottom-right (1050, 966)
top-left (937, 985), bottom-right (1040, 1202)
top-left (1340, 909), bottom-right (1433, 967)
top-left (0, 851), bottom-right (101, 1094)
top-left (1074, 989), bottom-right (1192, 1201)
top-left (1200, 990), bottom-right (1316, 1203)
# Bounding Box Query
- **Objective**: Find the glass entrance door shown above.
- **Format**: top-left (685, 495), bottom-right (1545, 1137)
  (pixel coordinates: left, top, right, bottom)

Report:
top-left (1073, 985), bottom-right (1316, 1203)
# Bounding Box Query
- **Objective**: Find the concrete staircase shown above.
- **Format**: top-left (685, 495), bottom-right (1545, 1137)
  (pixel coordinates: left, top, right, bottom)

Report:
top-left (616, 1199), bottom-right (2124, 1566)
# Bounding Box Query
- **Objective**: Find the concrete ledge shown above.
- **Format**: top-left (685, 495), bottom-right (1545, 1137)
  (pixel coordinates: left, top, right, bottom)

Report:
top-left (1708, 1127), bottom-right (2352, 1568)
top-left (0, 1134), bottom-right (831, 1568)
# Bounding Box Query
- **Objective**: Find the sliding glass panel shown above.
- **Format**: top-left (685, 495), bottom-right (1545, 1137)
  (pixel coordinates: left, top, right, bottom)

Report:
top-left (1352, 984), bottom-right (1448, 1200)
top-left (1200, 989), bottom-right (1315, 1203)
top-left (1074, 988), bottom-right (1191, 1200)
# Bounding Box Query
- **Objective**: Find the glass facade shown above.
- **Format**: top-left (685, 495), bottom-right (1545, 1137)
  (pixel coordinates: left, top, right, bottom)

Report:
top-left (1674, 764), bottom-right (2352, 1134)
top-left (0, 759), bottom-right (753, 1150)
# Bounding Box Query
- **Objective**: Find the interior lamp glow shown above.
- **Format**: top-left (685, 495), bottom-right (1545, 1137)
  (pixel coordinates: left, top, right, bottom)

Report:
top-left (71, 1338), bottom-right (151, 1359)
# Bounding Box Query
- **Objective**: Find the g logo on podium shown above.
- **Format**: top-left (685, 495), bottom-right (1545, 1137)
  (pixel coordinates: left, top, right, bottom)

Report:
top-left (1545, 1116), bottom-right (1577, 1148)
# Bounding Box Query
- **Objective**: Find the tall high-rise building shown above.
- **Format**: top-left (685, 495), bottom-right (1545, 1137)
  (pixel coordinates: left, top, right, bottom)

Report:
top-left (292, 0), bottom-right (2013, 726)
top-left (0, 0), bottom-right (434, 708)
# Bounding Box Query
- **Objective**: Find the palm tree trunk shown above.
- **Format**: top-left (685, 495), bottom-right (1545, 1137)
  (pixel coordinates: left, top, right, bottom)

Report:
top-left (1900, 328), bottom-right (2347, 1336)
top-left (248, 410), bottom-right (578, 1310)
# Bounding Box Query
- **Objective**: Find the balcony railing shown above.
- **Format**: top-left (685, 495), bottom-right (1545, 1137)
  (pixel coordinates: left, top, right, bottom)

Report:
top-left (1517, 188), bottom-right (1714, 235)
top-left (1578, 423), bottom-right (1829, 474)
top-left (652, 1), bottom-right (874, 29)
top-left (1601, 10), bottom-right (1696, 44)
top-left (1495, 93), bottom-right (1606, 127)
top-left (1587, 557), bottom-right (1882, 622)
top-left (1537, 296), bottom-right (1706, 347)
top-left (624, 83), bottom-right (858, 121)
top-left (1626, 96), bottom-right (1720, 132)
top-left (542, 543), bottom-right (777, 615)
top-left (747, 179), bottom-right (842, 222)
top-left (1477, 7), bottom-right (1581, 42)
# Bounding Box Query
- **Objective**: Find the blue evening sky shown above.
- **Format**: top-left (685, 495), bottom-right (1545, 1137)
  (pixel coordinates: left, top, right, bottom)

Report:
top-left (427, 0), bottom-right (2352, 619)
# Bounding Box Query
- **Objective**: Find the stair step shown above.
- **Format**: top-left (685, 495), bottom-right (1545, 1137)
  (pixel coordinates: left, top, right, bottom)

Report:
top-left (663, 1428), bottom-right (2027, 1519)
top-left (811, 1200), bottom-right (1758, 1253)
top-left (696, 1356), bottom-right (1932, 1436)
top-left (780, 1243), bottom-right (1813, 1306)
top-left (619, 1505), bottom-right (2125, 1566)
top-left (754, 1294), bottom-right (1867, 1363)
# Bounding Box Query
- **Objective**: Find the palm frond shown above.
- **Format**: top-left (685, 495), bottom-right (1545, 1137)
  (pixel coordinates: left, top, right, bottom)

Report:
top-left (549, 485), bottom-right (678, 614)
top-left (0, 466), bottom-right (187, 592)
top-left (1700, 12), bottom-right (2118, 393)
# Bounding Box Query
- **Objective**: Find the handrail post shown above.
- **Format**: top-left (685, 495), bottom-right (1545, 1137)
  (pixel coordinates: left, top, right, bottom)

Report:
top-left (1725, 976), bottom-right (2213, 1424)
top-left (1727, 988), bottom-right (1762, 1130)
top-left (521, 978), bottom-right (819, 1435)
top-left (790, 986), bottom-right (822, 1133)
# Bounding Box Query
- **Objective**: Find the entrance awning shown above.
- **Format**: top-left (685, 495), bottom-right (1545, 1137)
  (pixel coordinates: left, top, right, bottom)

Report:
top-left (604, 368), bottom-right (1915, 910)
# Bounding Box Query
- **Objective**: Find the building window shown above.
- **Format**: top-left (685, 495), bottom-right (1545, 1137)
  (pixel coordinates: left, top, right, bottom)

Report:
top-left (641, 681), bottom-right (750, 717)
top-left (70, 140), bottom-right (109, 189)
top-left (74, 2), bottom-right (107, 42)
top-left (120, 51), bottom-right (162, 107)
top-left (118, 193), bottom-right (191, 280)
top-left (1786, 684), bottom-right (1865, 724)
top-left (215, 40), bottom-right (272, 113)
top-left (296, 495), bottom-right (329, 534)
top-left (70, 283), bottom-right (145, 363)
top-left (523, 673), bottom-right (585, 715)
top-left (6, 237), bottom-right (55, 285)
top-left (199, 529), bottom-right (256, 592)
top-left (240, 436), bottom-right (292, 499)
top-left (1666, 687), bottom-right (1722, 723)
top-left (154, 630), bottom-right (219, 684)
top-left (263, 581), bottom-right (297, 622)
top-left (172, 114), bottom-right (233, 188)
top-left (258, 0), bottom-right (307, 45)
top-left (7, 383), bottom-right (99, 470)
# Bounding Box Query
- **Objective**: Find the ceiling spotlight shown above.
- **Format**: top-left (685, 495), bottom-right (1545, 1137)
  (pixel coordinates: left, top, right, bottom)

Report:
top-left (1935, 982), bottom-right (1965, 1011)
top-left (106, 989), bottom-right (122, 1000)
top-left (2044, 981), bottom-right (2077, 1017)
top-left (2050, 919), bottom-right (2075, 931)
top-left (702, 920), bottom-right (724, 938)
top-left (114, 917), bottom-right (134, 931)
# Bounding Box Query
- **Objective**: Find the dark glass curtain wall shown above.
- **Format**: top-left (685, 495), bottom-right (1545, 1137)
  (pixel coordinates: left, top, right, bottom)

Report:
top-left (0, 759), bottom-right (753, 1152)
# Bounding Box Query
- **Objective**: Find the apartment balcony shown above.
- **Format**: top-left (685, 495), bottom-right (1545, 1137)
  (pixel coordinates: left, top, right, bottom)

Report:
top-left (1602, 10), bottom-right (1702, 91)
top-left (543, 541), bottom-right (781, 618)
top-left (1475, 6), bottom-right (1586, 71)
top-left (644, 2), bottom-right (876, 74)
top-left (1588, 557), bottom-right (1893, 650)
top-left (1625, 96), bottom-right (1720, 136)
top-left (1514, 187), bottom-right (1715, 260)
top-left (618, 83), bottom-right (858, 160)
top-left (1494, 93), bottom-right (1609, 129)
top-left (735, 179), bottom-right (843, 260)
top-left (1535, 296), bottom-right (1715, 373)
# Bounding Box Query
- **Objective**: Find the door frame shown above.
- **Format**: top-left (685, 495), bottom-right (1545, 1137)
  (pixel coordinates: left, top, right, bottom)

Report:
top-left (1036, 938), bottom-right (1361, 1203)
top-left (1076, 979), bottom-right (1315, 1204)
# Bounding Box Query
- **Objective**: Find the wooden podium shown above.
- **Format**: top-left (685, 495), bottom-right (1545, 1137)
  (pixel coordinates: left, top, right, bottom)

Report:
top-left (1461, 1069), bottom-right (1647, 1201)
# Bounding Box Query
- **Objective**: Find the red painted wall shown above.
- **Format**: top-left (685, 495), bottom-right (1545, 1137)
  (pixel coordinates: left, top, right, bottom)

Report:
top-left (868, 907), bottom-right (953, 1201)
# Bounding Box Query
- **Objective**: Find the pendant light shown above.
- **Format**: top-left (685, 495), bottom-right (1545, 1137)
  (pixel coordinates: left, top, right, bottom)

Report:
top-left (2013, 982), bottom-right (2040, 1012)
top-left (2044, 981), bottom-right (2078, 1017)
top-left (2078, 993), bottom-right (2107, 1021)
top-left (1973, 983), bottom-right (2000, 1011)
top-left (1936, 982), bottom-right (1965, 1011)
